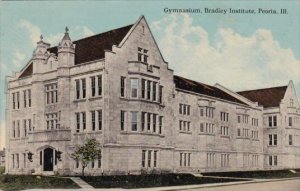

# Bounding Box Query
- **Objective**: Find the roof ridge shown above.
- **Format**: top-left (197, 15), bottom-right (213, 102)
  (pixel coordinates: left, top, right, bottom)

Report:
top-left (174, 75), bottom-right (214, 88)
top-left (47, 24), bottom-right (133, 49)
top-left (73, 24), bottom-right (133, 43)
top-left (238, 85), bottom-right (287, 93)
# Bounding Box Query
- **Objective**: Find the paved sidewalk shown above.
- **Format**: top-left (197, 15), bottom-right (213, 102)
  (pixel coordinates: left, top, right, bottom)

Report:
top-left (69, 177), bottom-right (94, 189)
top-left (22, 176), bottom-right (300, 191)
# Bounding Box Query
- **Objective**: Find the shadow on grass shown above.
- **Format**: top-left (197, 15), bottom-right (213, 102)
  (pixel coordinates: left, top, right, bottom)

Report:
top-left (0, 174), bottom-right (80, 191)
top-left (81, 173), bottom-right (248, 189)
top-left (203, 169), bottom-right (300, 179)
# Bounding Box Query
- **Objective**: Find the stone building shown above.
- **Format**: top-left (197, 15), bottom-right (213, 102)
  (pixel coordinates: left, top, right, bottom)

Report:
top-left (5, 16), bottom-right (300, 175)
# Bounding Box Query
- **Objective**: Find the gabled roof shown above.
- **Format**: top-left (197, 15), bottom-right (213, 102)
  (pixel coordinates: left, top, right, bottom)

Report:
top-left (174, 75), bottom-right (247, 105)
top-left (48, 24), bottom-right (133, 65)
top-left (237, 86), bottom-right (287, 108)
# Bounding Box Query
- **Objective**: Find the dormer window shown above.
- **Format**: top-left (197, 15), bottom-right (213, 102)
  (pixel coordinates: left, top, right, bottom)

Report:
top-left (138, 47), bottom-right (148, 63)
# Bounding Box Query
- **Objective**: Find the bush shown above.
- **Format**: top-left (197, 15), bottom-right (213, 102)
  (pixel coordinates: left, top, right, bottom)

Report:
top-left (0, 167), bottom-right (5, 174)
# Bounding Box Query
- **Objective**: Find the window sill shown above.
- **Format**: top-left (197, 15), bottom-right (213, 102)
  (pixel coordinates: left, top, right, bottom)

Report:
top-left (45, 103), bottom-right (58, 106)
top-left (220, 135), bottom-right (230, 138)
top-left (252, 139), bottom-right (260, 141)
top-left (267, 145), bottom-right (278, 147)
top-left (236, 137), bottom-right (250, 140)
top-left (198, 133), bottom-right (215, 136)
top-left (266, 127), bottom-right (277, 129)
top-left (74, 131), bottom-right (102, 135)
top-left (73, 98), bottom-right (87, 102)
top-left (179, 131), bottom-right (192, 134)
top-left (120, 131), bottom-right (164, 137)
top-left (88, 96), bottom-right (103, 101)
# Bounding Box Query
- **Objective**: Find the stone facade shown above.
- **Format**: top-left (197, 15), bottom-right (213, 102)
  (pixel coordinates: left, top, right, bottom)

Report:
top-left (5, 16), bottom-right (300, 176)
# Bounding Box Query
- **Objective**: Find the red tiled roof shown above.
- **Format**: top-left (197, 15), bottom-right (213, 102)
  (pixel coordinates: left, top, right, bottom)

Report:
top-left (237, 86), bottom-right (287, 108)
top-left (174, 75), bottom-right (247, 105)
top-left (48, 24), bottom-right (133, 65)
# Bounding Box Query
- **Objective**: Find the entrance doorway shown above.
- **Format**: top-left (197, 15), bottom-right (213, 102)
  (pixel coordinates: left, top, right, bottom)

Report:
top-left (43, 148), bottom-right (54, 171)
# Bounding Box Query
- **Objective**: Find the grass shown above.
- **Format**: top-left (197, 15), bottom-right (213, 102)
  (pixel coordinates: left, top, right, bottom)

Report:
top-left (203, 169), bottom-right (300, 179)
top-left (0, 173), bottom-right (80, 191)
top-left (81, 173), bottom-right (248, 189)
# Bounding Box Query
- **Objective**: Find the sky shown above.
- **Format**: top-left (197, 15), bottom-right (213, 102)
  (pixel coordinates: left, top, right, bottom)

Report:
top-left (0, 0), bottom-right (299, 149)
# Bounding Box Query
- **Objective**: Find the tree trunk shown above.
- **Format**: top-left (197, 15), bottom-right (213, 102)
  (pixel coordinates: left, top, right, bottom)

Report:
top-left (82, 166), bottom-right (85, 177)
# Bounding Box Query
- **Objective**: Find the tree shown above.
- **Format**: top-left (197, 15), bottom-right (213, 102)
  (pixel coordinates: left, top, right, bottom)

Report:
top-left (71, 138), bottom-right (101, 176)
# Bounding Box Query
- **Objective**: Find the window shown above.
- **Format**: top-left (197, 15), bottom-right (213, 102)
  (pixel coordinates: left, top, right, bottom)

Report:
top-left (207, 153), bottom-right (215, 168)
top-left (131, 112), bottom-right (138, 131)
top-left (82, 79), bottom-right (86, 98)
top-left (159, 85), bottom-right (163, 103)
top-left (141, 112), bottom-right (145, 131)
top-left (147, 113), bottom-right (151, 131)
top-left (46, 113), bottom-right (60, 130)
top-left (153, 114), bottom-right (157, 132)
top-left (159, 116), bottom-right (163, 134)
top-left (153, 151), bottom-right (157, 167)
top-left (17, 120), bottom-right (20, 137)
top-left (23, 90), bottom-right (27, 108)
top-left (147, 81), bottom-right (151, 100)
top-left (179, 152), bottom-right (191, 167)
top-left (12, 93), bottom-right (15, 109)
top-left (28, 90), bottom-right (31, 107)
top-left (252, 118), bottom-right (258, 126)
top-left (16, 92), bottom-right (20, 109)
top-left (221, 153), bottom-right (230, 167)
top-left (12, 121), bottom-right (15, 138)
top-left (179, 120), bottom-right (191, 133)
top-left (120, 77), bottom-right (126, 97)
top-left (23, 119), bottom-right (27, 137)
top-left (98, 110), bottom-right (102, 130)
top-left (76, 113), bottom-right (80, 133)
top-left (91, 111), bottom-right (96, 131)
top-left (269, 155), bottom-right (278, 166)
top-left (45, 84), bottom-right (58, 104)
top-left (91, 76), bottom-right (96, 97)
top-left (290, 99), bottom-right (294, 107)
top-left (142, 150), bottom-right (158, 168)
top-left (204, 107), bottom-right (214, 118)
top-left (289, 134), bottom-right (293, 145)
top-left (220, 112), bottom-right (229, 122)
top-left (23, 153), bottom-right (26, 168)
top-left (75, 80), bottom-right (80, 99)
top-left (152, 82), bottom-right (157, 101)
top-left (138, 47), bottom-right (148, 63)
top-left (130, 79), bottom-right (138, 98)
top-left (142, 150), bottom-right (146, 167)
top-left (237, 128), bottom-right (241, 136)
top-left (180, 104), bottom-right (191, 115)
top-left (269, 134), bottom-right (277, 146)
top-left (288, 117), bottom-right (292, 127)
top-left (141, 79), bottom-right (146, 98)
top-left (268, 115), bottom-right (277, 127)
top-left (97, 75), bottom-right (102, 96)
top-left (121, 111), bottom-right (125, 131)
top-left (148, 150), bottom-right (151, 167)
top-left (220, 126), bottom-right (229, 136)
top-left (16, 153), bottom-right (19, 168)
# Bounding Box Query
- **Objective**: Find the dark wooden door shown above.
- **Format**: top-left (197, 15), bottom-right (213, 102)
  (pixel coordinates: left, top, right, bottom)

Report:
top-left (43, 148), bottom-right (53, 171)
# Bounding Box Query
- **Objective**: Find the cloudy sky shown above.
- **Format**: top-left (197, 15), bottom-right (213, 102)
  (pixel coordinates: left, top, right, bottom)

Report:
top-left (0, 1), bottom-right (299, 149)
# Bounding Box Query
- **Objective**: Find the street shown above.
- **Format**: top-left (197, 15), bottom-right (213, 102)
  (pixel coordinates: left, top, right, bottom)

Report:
top-left (177, 179), bottom-right (300, 191)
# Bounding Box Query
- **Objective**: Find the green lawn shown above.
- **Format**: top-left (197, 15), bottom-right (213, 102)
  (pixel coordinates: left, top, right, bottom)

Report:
top-left (203, 169), bottom-right (300, 179)
top-left (81, 173), bottom-right (248, 189)
top-left (0, 170), bottom-right (80, 191)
